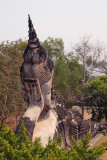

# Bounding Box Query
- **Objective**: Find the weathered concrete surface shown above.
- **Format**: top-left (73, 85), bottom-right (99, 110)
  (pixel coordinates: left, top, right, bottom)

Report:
top-left (32, 110), bottom-right (57, 147)
top-left (89, 133), bottom-right (103, 148)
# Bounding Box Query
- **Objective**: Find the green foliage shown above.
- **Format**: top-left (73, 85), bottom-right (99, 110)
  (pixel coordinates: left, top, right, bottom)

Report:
top-left (54, 54), bottom-right (71, 95)
top-left (84, 75), bottom-right (107, 107)
top-left (66, 99), bottom-right (74, 109)
top-left (67, 56), bottom-right (83, 94)
top-left (83, 75), bottom-right (107, 121)
top-left (102, 130), bottom-right (107, 136)
top-left (54, 54), bottom-right (83, 98)
top-left (71, 133), bottom-right (105, 160)
top-left (0, 124), bottom-right (105, 160)
top-left (42, 37), bottom-right (64, 62)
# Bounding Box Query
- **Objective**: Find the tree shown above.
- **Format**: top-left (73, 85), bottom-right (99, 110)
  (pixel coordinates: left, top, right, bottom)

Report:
top-left (73, 36), bottom-right (91, 84)
top-left (42, 37), bottom-right (64, 62)
top-left (54, 54), bottom-right (71, 96)
top-left (95, 59), bottom-right (107, 75)
top-left (0, 39), bottom-right (27, 126)
top-left (67, 54), bottom-right (83, 94)
top-left (53, 53), bottom-right (84, 102)
top-left (83, 75), bottom-right (107, 121)
top-left (72, 36), bottom-right (107, 117)
top-left (72, 37), bottom-right (107, 82)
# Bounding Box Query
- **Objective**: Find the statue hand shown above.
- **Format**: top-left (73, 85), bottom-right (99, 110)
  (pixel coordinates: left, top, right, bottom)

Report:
top-left (23, 79), bottom-right (44, 121)
top-left (25, 79), bottom-right (44, 108)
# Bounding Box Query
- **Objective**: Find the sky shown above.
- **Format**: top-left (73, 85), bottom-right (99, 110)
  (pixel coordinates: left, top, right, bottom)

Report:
top-left (0, 0), bottom-right (107, 51)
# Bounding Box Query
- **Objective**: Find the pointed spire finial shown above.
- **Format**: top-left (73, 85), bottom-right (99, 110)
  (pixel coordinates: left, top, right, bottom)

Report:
top-left (28, 14), bottom-right (33, 29)
top-left (28, 15), bottom-right (40, 48)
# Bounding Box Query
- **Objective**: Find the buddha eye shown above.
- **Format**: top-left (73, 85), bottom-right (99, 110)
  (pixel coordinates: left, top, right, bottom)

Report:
top-left (47, 90), bottom-right (51, 94)
top-left (47, 91), bottom-right (51, 94)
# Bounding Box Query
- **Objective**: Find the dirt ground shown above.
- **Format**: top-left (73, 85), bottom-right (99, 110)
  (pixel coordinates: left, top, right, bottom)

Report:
top-left (72, 106), bottom-right (92, 120)
top-left (100, 152), bottom-right (107, 160)
top-left (90, 135), bottom-right (107, 160)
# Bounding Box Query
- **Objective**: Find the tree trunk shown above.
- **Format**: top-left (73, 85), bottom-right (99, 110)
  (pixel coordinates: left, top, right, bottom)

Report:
top-left (91, 108), bottom-right (95, 121)
top-left (82, 107), bottom-right (84, 119)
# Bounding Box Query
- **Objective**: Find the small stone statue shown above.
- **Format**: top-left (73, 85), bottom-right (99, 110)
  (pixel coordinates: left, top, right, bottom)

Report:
top-left (15, 16), bottom-right (107, 149)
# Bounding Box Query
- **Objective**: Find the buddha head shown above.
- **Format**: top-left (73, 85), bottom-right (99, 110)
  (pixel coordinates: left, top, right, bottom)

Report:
top-left (20, 15), bottom-right (56, 111)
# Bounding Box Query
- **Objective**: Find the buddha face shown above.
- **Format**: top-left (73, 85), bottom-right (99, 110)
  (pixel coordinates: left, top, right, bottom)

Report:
top-left (41, 71), bottom-right (56, 109)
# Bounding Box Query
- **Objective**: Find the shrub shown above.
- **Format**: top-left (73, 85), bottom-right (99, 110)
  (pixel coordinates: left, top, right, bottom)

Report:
top-left (102, 130), bottom-right (107, 136)
top-left (0, 123), bottom-right (105, 160)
